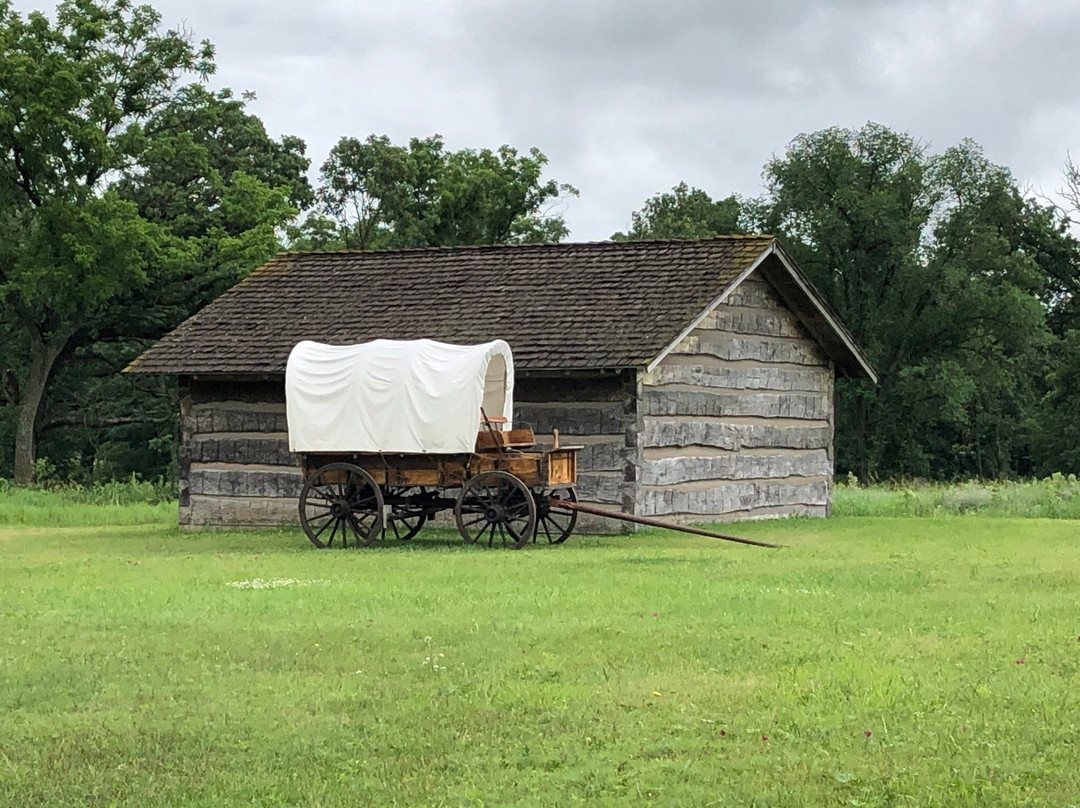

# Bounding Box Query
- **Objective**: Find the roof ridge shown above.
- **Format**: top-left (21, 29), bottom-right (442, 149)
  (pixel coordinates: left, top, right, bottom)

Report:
top-left (271, 233), bottom-right (776, 260)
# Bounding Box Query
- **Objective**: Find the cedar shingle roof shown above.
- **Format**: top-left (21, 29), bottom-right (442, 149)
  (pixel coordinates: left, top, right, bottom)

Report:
top-left (126, 235), bottom-right (874, 379)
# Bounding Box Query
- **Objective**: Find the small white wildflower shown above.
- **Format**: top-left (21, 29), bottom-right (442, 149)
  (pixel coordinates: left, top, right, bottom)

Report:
top-left (227, 578), bottom-right (329, 590)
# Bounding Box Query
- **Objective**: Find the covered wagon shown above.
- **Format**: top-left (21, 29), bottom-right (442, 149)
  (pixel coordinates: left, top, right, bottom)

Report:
top-left (286, 338), bottom-right (581, 549)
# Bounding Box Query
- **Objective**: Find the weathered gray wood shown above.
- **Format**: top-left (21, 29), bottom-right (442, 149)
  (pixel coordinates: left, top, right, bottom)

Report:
top-left (634, 266), bottom-right (837, 522)
top-left (514, 403), bottom-right (628, 436)
top-left (178, 382), bottom-right (194, 525)
top-left (192, 406), bottom-right (288, 435)
top-left (182, 381), bottom-right (296, 527)
top-left (641, 479), bottom-right (828, 516)
top-left (824, 360), bottom-right (835, 515)
top-left (190, 435), bottom-right (296, 467)
top-left (184, 495), bottom-right (298, 529)
top-left (575, 439), bottom-right (625, 472)
top-left (671, 332), bottom-right (827, 366)
top-left (644, 503), bottom-right (828, 523)
top-left (725, 277), bottom-right (782, 309)
top-left (758, 259), bottom-right (874, 381)
top-left (640, 389), bottom-right (830, 420)
top-left (574, 472), bottom-right (623, 504)
top-left (643, 363), bottom-right (829, 393)
top-left (642, 418), bottom-right (830, 451)
top-left (625, 373), bottom-right (645, 516)
top-left (642, 450), bottom-right (830, 486)
top-left (188, 467), bottom-right (303, 498)
top-left (700, 305), bottom-right (807, 339)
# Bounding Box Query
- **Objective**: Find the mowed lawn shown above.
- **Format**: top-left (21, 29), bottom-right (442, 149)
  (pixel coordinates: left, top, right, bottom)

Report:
top-left (2, 515), bottom-right (1079, 807)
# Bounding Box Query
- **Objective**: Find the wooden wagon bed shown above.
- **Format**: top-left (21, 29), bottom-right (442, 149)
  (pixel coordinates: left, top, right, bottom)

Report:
top-left (301, 446), bottom-right (580, 489)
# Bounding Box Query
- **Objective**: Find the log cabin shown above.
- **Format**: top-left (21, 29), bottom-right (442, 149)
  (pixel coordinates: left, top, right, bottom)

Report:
top-left (127, 235), bottom-right (876, 530)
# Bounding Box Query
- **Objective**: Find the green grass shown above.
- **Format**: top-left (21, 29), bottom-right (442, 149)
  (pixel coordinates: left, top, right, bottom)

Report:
top-left (834, 474), bottom-right (1080, 519)
top-left (2, 510), bottom-right (1080, 806)
top-left (0, 488), bottom-right (174, 526)
top-left (0, 477), bottom-right (176, 527)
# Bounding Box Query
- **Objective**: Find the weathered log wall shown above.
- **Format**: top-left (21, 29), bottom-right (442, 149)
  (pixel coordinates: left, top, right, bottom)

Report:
top-left (638, 274), bottom-right (835, 521)
top-left (178, 378), bottom-right (300, 528)
top-left (514, 372), bottom-right (639, 533)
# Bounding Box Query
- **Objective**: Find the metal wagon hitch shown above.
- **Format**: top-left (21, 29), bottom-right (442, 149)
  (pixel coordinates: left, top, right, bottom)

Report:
top-left (548, 499), bottom-right (783, 549)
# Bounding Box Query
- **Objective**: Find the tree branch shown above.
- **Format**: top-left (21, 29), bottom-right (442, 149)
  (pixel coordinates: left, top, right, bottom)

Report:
top-left (10, 141), bottom-right (43, 207)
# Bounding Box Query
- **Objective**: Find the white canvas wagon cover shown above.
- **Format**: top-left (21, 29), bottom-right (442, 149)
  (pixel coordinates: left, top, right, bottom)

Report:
top-left (285, 338), bottom-right (514, 454)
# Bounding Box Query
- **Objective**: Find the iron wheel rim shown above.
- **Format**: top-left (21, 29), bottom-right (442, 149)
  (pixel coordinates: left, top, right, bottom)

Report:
top-left (455, 471), bottom-right (537, 549)
top-left (299, 463), bottom-right (385, 548)
top-left (535, 486), bottom-right (578, 544)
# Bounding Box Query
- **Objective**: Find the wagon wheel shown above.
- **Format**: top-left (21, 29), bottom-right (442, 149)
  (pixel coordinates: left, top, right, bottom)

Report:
top-left (534, 486), bottom-right (578, 544)
top-left (455, 471), bottom-right (537, 550)
top-left (299, 463), bottom-right (384, 548)
top-left (383, 486), bottom-right (429, 541)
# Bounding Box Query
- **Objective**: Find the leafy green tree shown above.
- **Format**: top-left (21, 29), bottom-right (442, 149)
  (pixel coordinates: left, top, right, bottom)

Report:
top-left (1036, 330), bottom-right (1080, 474)
top-left (613, 182), bottom-right (744, 240)
top-left (1, 196), bottom-right (166, 480)
top-left (1027, 157), bottom-right (1080, 475)
top-left (36, 85), bottom-right (309, 484)
top-left (113, 84), bottom-right (307, 333)
top-left (298, 134), bottom-right (577, 250)
top-left (0, 0), bottom-right (211, 482)
top-left (878, 142), bottom-right (1052, 478)
top-left (0, 0), bottom-right (305, 482)
top-left (1043, 155), bottom-right (1080, 334)
top-left (759, 124), bottom-right (1065, 480)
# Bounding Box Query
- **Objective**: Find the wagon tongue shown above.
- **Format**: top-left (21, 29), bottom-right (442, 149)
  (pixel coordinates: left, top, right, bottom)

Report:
top-left (547, 499), bottom-right (782, 549)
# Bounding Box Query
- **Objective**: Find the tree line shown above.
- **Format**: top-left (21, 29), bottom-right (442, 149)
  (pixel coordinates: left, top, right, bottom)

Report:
top-left (1, 0), bottom-right (1078, 485)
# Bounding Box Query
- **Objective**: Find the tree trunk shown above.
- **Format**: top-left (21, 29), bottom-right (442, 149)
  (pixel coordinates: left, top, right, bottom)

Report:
top-left (13, 332), bottom-right (69, 484)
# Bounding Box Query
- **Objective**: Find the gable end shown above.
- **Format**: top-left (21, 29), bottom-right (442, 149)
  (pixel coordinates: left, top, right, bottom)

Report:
top-left (647, 244), bottom-right (877, 382)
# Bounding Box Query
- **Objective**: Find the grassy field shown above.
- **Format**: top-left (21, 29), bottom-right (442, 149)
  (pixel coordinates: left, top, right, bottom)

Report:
top-left (2, 505), bottom-right (1079, 806)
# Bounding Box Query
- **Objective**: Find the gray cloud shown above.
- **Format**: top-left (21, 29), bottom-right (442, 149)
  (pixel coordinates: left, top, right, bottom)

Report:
top-left (19, 0), bottom-right (1080, 238)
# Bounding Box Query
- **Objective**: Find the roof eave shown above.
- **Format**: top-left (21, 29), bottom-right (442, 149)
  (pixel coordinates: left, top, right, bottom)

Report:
top-left (122, 363), bottom-right (646, 378)
top-left (766, 244), bottom-right (878, 383)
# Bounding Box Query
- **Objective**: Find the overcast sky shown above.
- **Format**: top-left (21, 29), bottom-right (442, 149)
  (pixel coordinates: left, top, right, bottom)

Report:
top-left (28, 0), bottom-right (1080, 239)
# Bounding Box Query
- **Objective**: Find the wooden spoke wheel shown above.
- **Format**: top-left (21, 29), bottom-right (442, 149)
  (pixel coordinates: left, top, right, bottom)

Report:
top-left (455, 471), bottom-right (537, 550)
top-left (299, 463), bottom-right (384, 548)
top-left (534, 487), bottom-right (578, 544)
top-left (383, 486), bottom-right (429, 541)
